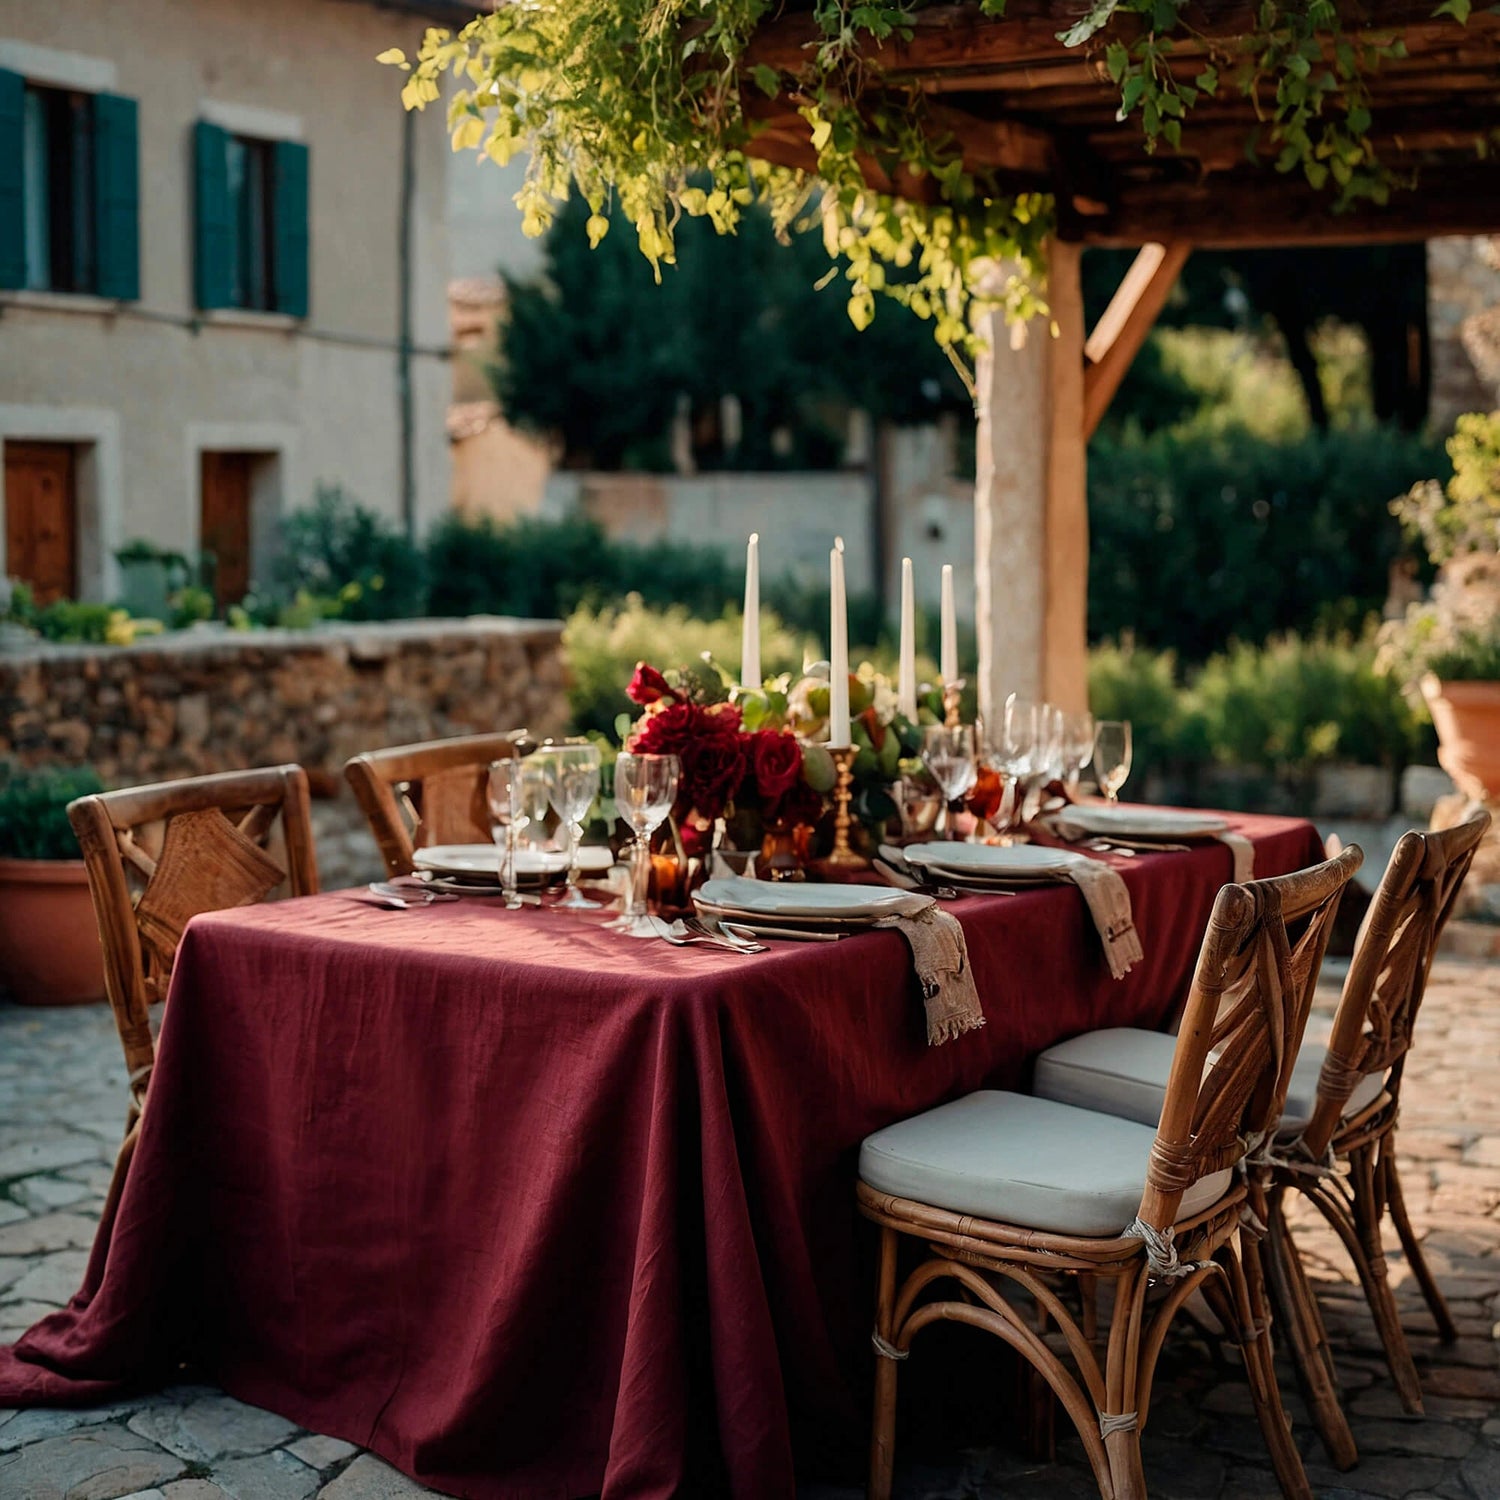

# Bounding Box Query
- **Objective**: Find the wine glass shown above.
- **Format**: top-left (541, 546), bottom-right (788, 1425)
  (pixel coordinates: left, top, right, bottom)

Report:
top-left (538, 742), bottom-right (602, 909)
top-left (921, 725), bottom-right (977, 840)
top-left (1093, 720), bottom-right (1133, 804)
top-left (892, 774), bottom-right (944, 843)
top-left (486, 759), bottom-right (526, 911)
top-left (1062, 711), bottom-right (1095, 793)
top-left (985, 698), bottom-right (1038, 840)
top-left (513, 757), bottom-right (555, 851)
top-left (609, 752), bottom-right (680, 937)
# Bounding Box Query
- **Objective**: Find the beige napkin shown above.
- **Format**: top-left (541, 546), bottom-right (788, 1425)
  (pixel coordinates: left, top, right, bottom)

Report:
top-left (1045, 811), bottom-right (1255, 884)
top-left (1051, 852), bottom-right (1144, 980)
top-left (873, 893), bottom-right (985, 1046)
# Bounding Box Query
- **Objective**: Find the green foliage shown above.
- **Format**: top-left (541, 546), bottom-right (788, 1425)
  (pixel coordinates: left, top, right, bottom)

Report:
top-left (1391, 410), bottom-right (1500, 565)
top-left (168, 585), bottom-right (216, 631)
top-left (1087, 638), bottom-right (1201, 773)
top-left (275, 485), bottom-right (428, 621)
top-left (496, 194), bottom-right (965, 470)
top-left (385, 1), bottom-right (1467, 359)
top-left (0, 763), bottom-right (104, 861)
top-left (1088, 420), bottom-right (1446, 660)
top-left (563, 595), bottom-right (811, 735)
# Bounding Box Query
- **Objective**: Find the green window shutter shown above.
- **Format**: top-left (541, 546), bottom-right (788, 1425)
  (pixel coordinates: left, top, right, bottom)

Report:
top-left (92, 93), bottom-right (139, 300)
top-left (194, 120), bottom-right (233, 310)
top-left (272, 139), bottom-right (308, 318)
top-left (0, 70), bottom-right (24, 290)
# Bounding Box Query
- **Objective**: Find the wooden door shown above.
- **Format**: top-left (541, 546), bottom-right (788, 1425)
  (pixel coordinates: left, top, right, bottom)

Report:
top-left (200, 451), bottom-right (253, 605)
top-left (4, 442), bottom-right (77, 604)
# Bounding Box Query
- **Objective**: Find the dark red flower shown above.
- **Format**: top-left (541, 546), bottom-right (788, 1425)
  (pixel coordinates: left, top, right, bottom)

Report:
top-left (752, 730), bottom-right (803, 802)
top-left (680, 734), bottom-right (748, 821)
top-left (630, 700), bottom-right (704, 757)
top-left (627, 661), bottom-right (678, 706)
top-left (767, 778), bottom-right (825, 829)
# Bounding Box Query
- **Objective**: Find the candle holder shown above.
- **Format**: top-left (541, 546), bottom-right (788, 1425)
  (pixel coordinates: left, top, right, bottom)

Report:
top-left (942, 679), bottom-right (965, 729)
top-left (812, 746), bottom-right (870, 880)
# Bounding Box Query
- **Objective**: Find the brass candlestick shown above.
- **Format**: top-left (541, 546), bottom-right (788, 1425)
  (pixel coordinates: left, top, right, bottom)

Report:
top-left (942, 679), bottom-right (965, 728)
top-left (813, 746), bottom-right (870, 880)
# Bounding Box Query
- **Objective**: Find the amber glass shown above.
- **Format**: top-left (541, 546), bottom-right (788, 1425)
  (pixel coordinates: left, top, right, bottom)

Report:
top-left (966, 763), bottom-right (1005, 824)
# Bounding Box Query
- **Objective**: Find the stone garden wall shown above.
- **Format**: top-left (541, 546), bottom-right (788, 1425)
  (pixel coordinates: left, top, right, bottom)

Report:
top-left (0, 618), bottom-right (569, 887)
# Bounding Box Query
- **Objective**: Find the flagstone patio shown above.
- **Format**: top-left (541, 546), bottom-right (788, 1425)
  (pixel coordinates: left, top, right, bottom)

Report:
top-left (2, 957), bottom-right (1497, 1500)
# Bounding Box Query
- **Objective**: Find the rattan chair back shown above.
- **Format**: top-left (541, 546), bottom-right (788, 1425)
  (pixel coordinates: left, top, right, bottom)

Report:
top-left (67, 765), bottom-right (319, 1122)
top-left (1300, 806), bottom-right (1490, 1160)
top-left (1139, 845), bottom-right (1362, 1236)
top-left (343, 731), bottom-right (528, 878)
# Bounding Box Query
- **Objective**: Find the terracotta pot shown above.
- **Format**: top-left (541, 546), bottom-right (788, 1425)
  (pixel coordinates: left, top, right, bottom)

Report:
top-left (0, 856), bottom-right (106, 1006)
top-left (1421, 675), bottom-right (1500, 803)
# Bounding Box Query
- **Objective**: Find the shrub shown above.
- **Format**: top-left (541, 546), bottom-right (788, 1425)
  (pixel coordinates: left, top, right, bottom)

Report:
top-left (0, 764), bottom-right (104, 861)
top-left (275, 485), bottom-right (427, 621)
top-left (1087, 638), bottom-right (1203, 779)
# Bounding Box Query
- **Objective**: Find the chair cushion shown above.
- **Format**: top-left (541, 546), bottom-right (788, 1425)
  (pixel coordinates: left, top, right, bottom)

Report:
top-left (1032, 1028), bottom-right (1387, 1138)
top-left (858, 1090), bottom-right (1234, 1238)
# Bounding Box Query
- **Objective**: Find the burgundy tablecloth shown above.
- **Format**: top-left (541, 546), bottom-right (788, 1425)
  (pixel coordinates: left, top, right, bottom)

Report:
top-left (0, 812), bottom-right (1323, 1499)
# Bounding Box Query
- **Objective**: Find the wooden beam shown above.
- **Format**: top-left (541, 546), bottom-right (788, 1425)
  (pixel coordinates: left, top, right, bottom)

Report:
top-left (1082, 241), bottom-right (1191, 439)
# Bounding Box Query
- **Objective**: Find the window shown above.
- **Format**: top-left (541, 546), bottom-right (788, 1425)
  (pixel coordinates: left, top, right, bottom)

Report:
top-left (195, 123), bottom-right (308, 317)
top-left (0, 69), bottom-right (138, 298)
top-left (22, 84), bottom-right (95, 293)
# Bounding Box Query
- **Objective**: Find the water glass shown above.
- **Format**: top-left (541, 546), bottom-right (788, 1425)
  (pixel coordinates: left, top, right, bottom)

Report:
top-left (1093, 720), bottom-right (1133, 803)
top-left (486, 759), bottom-right (526, 910)
top-left (921, 725), bottom-right (977, 839)
top-left (1062, 711), bottom-right (1095, 792)
top-left (609, 752), bottom-right (680, 937)
top-left (538, 741), bottom-right (602, 909)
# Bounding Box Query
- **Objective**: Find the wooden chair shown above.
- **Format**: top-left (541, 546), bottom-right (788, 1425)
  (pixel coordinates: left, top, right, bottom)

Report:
top-left (1263, 806), bottom-right (1491, 1470)
top-left (343, 731), bottom-right (531, 879)
top-left (857, 845), bottom-right (1361, 1500)
top-left (66, 765), bottom-right (319, 1146)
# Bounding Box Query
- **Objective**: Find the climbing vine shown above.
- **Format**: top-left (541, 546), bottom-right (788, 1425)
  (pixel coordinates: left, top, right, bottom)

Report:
top-left (382, 0), bottom-right (1469, 357)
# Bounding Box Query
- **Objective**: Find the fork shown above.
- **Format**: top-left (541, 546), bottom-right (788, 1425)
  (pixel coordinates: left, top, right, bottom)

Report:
top-left (660, 919), bottom-right (767, 954)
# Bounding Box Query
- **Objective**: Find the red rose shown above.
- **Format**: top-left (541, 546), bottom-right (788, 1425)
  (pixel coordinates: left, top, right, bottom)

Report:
top-left (767, 778), bottom-right (824, 829)
top-left (627, 661), bottom-right (678, 706)
top-left (752, 730), bottom-right (802, 802)
top-left (631, 700), bottom-right (703, 756)
top-left (680, 733), bottom-right (748, 821)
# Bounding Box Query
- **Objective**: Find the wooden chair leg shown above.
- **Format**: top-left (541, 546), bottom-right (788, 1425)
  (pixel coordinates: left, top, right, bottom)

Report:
top-left (1103, 1267), bottom-right (1147, 1500)
top-left (869, 1225), bottom-right (900, 1500)
top-left (1265, 1189), bottom-right (1358, 1470)
top-left (1207, 1240), bottom-right (1313, 1500)
top-left (1348, 1145), bottom-right (1426, 1414)
top-left (1384, 1147), bottom-right (1457, 1341)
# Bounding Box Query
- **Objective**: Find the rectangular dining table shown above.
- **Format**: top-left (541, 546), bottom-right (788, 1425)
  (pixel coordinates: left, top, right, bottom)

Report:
top-left (0, 811), bottom-right (1325, 1500)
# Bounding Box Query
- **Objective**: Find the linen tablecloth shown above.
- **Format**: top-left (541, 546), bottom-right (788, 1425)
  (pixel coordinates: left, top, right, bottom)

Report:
top-left (0, 812), bottom-right (1324, 1499)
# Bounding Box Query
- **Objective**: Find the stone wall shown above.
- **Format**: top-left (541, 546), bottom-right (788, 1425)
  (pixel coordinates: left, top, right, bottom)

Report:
top-left (1427, 236), bottom-right (1500, 429)
top-left (0, 618), bottom-right (569, 887)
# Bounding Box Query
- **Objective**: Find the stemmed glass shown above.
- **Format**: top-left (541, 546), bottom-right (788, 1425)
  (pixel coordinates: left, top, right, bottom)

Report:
top-left (1093, 720), bottom-right (1133, 804)
top-left (538, 742), bottom-right (603, 909)
top-left (486, 759), bottom-right (527, 911)
top-left (921, 725), bottom-right (977, 840)
top-left (1062, 711), bottom-right (1096, 794)
top-left (513, 757), bottom-right (555, 851)
top-left (986, 698), bottom-right (1038, 840)
top-left (608, 752), bottom-right (680, 937)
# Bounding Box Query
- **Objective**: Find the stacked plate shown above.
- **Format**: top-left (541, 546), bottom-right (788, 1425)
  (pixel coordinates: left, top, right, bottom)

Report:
top-left (1055, 806), bottom-right (1229, 841)
top-left (902, 842), bottom-right (1079, 889)
top-left (412, 843), bottom-right (613, 895)
top-left (694, 876), bottom-right (915, 939)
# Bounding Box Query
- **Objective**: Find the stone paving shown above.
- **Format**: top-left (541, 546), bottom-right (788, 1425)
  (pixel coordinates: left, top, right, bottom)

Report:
top-left (1, 960), bottom-right (1498, 1499)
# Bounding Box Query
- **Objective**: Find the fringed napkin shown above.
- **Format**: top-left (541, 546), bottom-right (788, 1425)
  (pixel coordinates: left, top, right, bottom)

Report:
top-left (873, 894), bottom-right (985, 1046)
top-left (1044, 811), bottom-right (1256, 884)
top-left (1052, 853), bottom-right (1144, 980)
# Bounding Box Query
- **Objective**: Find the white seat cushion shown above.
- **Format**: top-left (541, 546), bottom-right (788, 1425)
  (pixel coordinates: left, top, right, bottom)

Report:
top-left (858, 1090), bottom-right (1234, 1238)
top-left (1032, 1028), bottom-right (1387, 1138)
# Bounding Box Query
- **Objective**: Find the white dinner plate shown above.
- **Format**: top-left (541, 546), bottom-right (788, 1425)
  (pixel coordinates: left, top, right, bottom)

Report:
top-left (696, 876), bottom-right (916, 920)
top-left (694, 898), bottom-right (876, 932)
top-left (1060, 807), bottom-right (1230, 838)
top-left (413, 844), bottom-right (613, 879)
top-left (904, 842), bottom-right (1077, 879)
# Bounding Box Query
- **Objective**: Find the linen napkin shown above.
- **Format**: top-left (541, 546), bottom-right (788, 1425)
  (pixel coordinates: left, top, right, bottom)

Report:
top-left (1051, 852), bottom-right (1144, 980)
top-left (873, 892), bottom-right (985, 1046)
top-left (1044, 810), bottom-right (1256, 884)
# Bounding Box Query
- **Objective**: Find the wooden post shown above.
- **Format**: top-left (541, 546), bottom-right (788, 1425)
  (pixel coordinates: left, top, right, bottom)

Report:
top-left (973, 239), bottom-right (1089, 721)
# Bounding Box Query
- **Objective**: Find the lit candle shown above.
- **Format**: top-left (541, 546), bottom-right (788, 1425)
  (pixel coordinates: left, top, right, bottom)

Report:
top-left (741, 533), bottom-right (761, 690)
top-left (898, 557), bottom-right (917, 721)
top-left (829, 540), bottom-right (850, 748)
top-left (940, 563), bottom-right (958, 687)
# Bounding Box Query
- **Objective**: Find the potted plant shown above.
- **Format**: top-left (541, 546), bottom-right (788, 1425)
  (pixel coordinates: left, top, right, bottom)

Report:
top-left (0, 764), bottom-right (107, 1005)
top-left (1380, 412), bottom-right (1500, 802)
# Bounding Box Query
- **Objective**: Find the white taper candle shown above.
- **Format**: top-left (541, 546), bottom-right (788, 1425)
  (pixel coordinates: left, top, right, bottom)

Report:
top-left (898, 557), bottom-right (917, 720)
top-left (740, 533), bottom-right (761, 690)
top-left (829, 541), bottom-right (850, 748)
top-left (940, 563), bottom-right (958, 687)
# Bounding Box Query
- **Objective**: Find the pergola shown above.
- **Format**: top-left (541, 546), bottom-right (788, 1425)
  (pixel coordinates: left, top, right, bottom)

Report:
top-left (736, 1), bottom-right (1500, 719)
